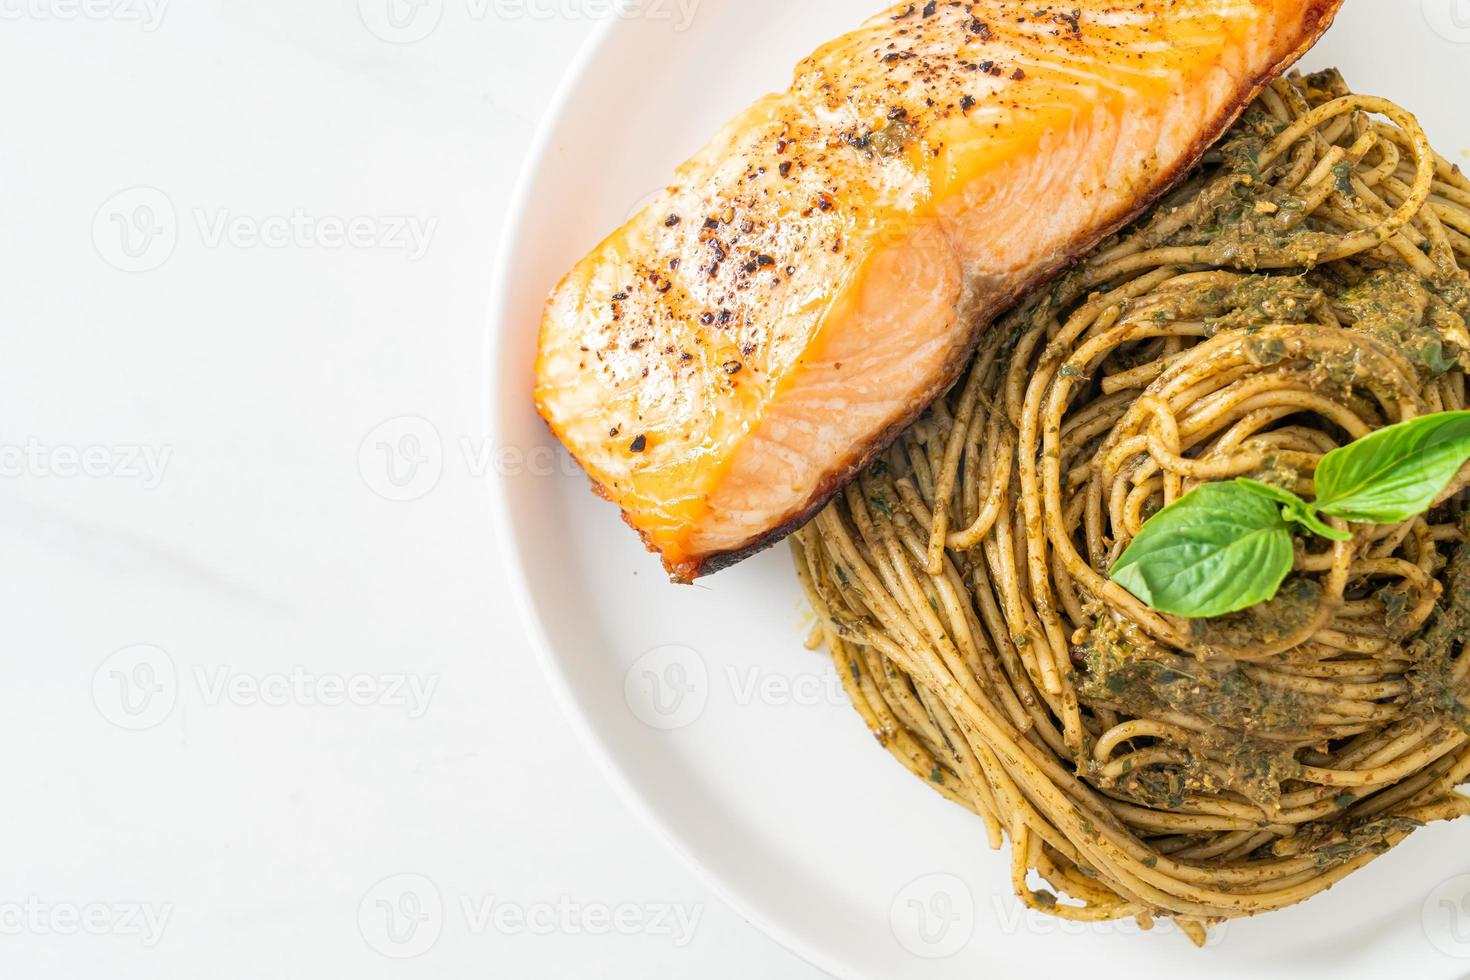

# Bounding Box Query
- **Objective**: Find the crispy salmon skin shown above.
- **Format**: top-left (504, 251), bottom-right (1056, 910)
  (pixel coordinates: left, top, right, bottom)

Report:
top-left (535, 0), bottom-right (1343, 582)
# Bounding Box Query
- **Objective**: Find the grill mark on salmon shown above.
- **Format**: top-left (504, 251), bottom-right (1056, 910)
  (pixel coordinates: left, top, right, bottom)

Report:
top-left (535, 0), bottom-right (1344, 582)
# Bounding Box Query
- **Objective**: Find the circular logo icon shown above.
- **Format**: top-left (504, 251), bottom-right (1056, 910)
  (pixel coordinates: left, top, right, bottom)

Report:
top-left (358, 873), bottom-right (443, 959)
top-left (890, 873), bottom-right (975, 960)
top-left (358, 0), bottom-right (443, 43)
top-left (1424, 873), bottom-right (1470, 959)
top-left (623, 644), bottom-right (709, 730)
top-left (92, 645), bottom-right (178, 731)
top-left (623, 184), bottom-right (667, 223)
top-left (1423, 0), bottom-right (1470, 43)
top-left (92, 187), bottom-right (177, 273)
top-left (358, 416), bottom-right (443, 502)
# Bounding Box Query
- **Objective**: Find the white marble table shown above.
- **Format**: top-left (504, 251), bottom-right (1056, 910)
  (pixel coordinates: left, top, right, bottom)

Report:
top-left (0, 4), bottom-right (823, 976)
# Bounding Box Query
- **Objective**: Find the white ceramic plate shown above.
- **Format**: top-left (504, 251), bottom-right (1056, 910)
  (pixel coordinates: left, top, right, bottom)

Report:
top-left (490, 4), bottom-right (1470, 977)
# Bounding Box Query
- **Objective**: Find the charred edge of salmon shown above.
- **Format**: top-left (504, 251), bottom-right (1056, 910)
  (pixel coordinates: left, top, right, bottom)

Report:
top-left (642, 0), bottom-right (1345, 585)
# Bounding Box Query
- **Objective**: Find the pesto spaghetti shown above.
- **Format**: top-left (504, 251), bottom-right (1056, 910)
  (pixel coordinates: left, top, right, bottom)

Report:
top-left (794, 71), bottom-right (1470, 943)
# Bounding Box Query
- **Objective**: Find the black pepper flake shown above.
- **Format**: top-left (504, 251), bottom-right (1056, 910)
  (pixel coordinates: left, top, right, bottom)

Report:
top-left (779, 161), bottom-right (793, 178)
top-left (718, 309), bottom-right (733, 324)
top-left (609, 426), bottom-right (621, 437)
top-left (960, 95), bottom-right (976, 111)
top-left (699, 312), bottom-right (715, 325)
top-left (611, 292), bottom-right (628, 301)
top-left (629, 434), bottom-right (647, 453)
top-left (922, 0), bottom-right (936, 15)
top-left (723, 361), bottom-right (743, 375)
top-left (968, 19), bottom-right (992, 40)
top-left (756, 254), bottom-right (776, 267)
top-left (1012, 68), bottom-right (1026, 80)
top-left (664, 214), bottom-right (681, 227)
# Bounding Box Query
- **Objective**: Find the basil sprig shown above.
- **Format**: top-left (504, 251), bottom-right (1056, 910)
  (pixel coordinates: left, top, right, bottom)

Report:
top-left (1110, 411), bottom-right (1470, 619)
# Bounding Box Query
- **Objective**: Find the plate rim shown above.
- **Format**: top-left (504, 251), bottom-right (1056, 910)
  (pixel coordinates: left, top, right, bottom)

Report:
top-left (484, 8), bottom-right (1470, 979)
top-left (483, 15), bottom-right (847, 979)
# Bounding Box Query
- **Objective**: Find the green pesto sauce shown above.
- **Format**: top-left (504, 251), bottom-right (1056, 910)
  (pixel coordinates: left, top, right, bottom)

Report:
top-left (1409, 533), bottom-right (1470, 734)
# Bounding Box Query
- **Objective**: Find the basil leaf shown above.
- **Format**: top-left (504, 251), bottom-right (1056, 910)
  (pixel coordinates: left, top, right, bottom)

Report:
top-left (1314, 411), bottom-right (1470, 524)
top-left (1111, 482), bottom-right (1296, 619)
top-left (1234, 478), bottom-right (1307, 509)
top-left (1234, 479), bottom-right (1352, 542)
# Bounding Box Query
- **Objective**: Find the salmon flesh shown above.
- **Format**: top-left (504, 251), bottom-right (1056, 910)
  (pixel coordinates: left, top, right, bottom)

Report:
top-left (535, 0), bottom-right (1343, 582)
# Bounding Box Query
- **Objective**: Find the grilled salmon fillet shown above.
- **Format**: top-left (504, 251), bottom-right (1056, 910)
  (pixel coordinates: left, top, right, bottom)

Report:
top-left (535, 0), bottom-right (1342, 582)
